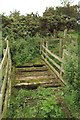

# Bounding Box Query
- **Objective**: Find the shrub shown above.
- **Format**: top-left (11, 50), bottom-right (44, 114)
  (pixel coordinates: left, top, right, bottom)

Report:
top-left (63, 37), bottom-right (80, 117)
top-left (10, 35), bottom-right (41, 66)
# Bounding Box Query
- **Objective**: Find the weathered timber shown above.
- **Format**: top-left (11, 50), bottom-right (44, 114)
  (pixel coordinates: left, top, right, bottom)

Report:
top-left (0, 38), bottom-right (12, 119)
top-left (16, 66), bottom-right (48, 73)
top-left (15, 60), bottom-right (63, 89)
top-left (14, 79), bottom-right (62, 89)
top-left (42, 45), bottom-right (63, 63)
top-left (42, 50), bottom-right (64, 73)
top-left (16, 63), bottom-right (45, 68)
top-left (41, 55), bottom-right (66, 85)
top-left (16, 75), bottom-right (54, 81)
top-left (16, 70), bottom-right (52, 77)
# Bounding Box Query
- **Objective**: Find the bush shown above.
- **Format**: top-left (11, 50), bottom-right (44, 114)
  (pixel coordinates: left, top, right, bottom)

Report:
top-left (63, 37), bottom-right (80, 118)
top-left (10, 35), bottom-right (41, 66)
top-left (64, 39), bottom-right (78, 88)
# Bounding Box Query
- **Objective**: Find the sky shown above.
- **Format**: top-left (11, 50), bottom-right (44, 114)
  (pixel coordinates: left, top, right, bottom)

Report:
top-left (0, 0), bottom-right (79, 16)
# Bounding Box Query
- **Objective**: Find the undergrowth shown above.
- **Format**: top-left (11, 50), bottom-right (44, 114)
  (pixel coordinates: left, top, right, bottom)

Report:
top-left (6, 87), bottom-right (65, 119)
top-left (10, 35), bottom-right (42, 66)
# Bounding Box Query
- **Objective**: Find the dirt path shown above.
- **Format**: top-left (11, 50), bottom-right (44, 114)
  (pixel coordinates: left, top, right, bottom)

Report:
top-left (56, 95), bottom-right (73, 118)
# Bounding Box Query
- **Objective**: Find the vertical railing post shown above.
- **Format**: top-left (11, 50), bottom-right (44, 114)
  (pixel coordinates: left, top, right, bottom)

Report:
top-left (60, 49), bottom-right (65, 77)
top-left (63, 28), bottom-right (67, 48)
top-left (42, 40), bottom-right (45, 58)
top-left (59, 38), bottom-right (63, 58)
top-left (7, 40), bottom-right (11, 97)
top-left (40, 40), bottom-right (42, 55)
top-left (64, 28), bottom-right (67, 39)
top-left (45, 40), bottom-right (48, 60)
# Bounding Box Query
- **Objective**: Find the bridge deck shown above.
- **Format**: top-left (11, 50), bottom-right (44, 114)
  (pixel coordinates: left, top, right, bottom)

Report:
top-left (14, 61), bottom-right (64, 89)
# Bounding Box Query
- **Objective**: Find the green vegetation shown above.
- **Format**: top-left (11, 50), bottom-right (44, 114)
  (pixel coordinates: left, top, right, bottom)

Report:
top-left (1, 3), bottom-right (77, 66)
top-left (62, 32), bottom-right (80, 118)
top-left (2, 4), bottom-right (77, 38)
top-left (7, 87), bottom-right (65, 118)
top-left (10, 35), bottom-right (41, 66)
top-left (1, 1), bottom-right (80, 119)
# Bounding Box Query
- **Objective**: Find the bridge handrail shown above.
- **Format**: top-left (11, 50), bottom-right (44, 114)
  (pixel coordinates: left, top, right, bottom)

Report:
top-left (41, 41), bottom-right (66, 85)
top-left (0, 37), bottom-right (11, 119)
top-left (41, 50), bottom-right (64, 73)
top-left (42, 45), bottom-right (63, 63)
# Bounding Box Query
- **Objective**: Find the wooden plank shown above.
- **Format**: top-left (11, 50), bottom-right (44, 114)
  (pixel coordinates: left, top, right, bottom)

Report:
top-left (1, 86), bottom-right (9, 118)
top-left (1, 62), bottom-right (9, 107)
top-left (15, 80), bottom-right (61, 88)
top-left (42, 51), bottom-right (64, 73)
top-left (1, 62), bottom-right (12, 118)
top-left (60, 49), bottom-right (65, 76)
top-left (8, 60), bottom-right (12, 96)
top-left (0, 68), bottom-right (2, 89)
top-left (0, 63), bottom-right (8, 88)
top-left (0, 40), bottom-right (9, 93)
top-left (63, 49), bottom-right (70, 56)
top-left (0, 48), bottom-right (8, 70)
top-left (42, 45), bottom-right (63, 63)
top-left (0, 93), bottom-right (2, 115)
top-left (41, 55), bottom-right (66, 85)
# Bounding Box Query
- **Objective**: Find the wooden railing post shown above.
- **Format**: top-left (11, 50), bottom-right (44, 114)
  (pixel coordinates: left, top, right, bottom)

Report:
top-left (7, 40), bottom-right (12, 96)
top-left (64, 28), bottom-right (67, 39)
top-left (59, 39), bottom-right (63, 58)
top-left (63, 29), bottom-right (67, 49)
top-left (43, 40), bottom-right (45, 58)
top-left (60, 49), bottom-right (65, 76)
top-left (45, 40), bottom-right (48, 60)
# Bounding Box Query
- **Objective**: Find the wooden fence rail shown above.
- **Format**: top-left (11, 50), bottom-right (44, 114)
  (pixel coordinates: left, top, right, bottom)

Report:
top-left (41, 40), bottom-right (66, 85)
top-left (0, 37), bottom-right (11, 119)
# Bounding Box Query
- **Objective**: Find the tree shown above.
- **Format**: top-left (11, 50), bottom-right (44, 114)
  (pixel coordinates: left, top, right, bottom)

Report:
top-left (60, 0), bottom-right (74, 7)
top-left (43, 7), bottom-right (55, 17)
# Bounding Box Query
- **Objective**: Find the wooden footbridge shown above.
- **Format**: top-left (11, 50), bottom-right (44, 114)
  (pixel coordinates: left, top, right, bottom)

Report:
top-left (0, 37), bottom-right (68, 119)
